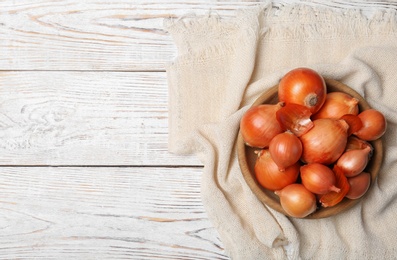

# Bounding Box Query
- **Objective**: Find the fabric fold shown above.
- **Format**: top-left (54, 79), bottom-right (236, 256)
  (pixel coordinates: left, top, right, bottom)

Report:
top-left (165, 7), bottom-right (265, 154)
top-left (165, 3), bottom-right (397, 259)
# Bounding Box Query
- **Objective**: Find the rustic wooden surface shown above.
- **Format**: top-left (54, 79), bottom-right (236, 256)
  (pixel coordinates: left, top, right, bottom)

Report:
top-left (1, 1), bottom-right (395, 259)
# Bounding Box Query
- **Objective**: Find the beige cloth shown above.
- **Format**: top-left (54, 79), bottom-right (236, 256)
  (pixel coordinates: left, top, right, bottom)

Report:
top-left (165, 3), bottom-right (397, 259)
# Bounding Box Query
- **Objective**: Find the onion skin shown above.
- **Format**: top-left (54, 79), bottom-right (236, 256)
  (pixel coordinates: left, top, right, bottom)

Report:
top-left (255, 149), bottom-right (300, 191)
top-left (269, 131), bottom-right (303, 171)
top-left (275, 183), bottom-right (317, 218)
top-left (312, 92), bottom-right (359, 120)
top-left (346, 172), bottom-right (371, 199)
top-left (240, 103), bottom-right (284, 148)
top-left (336, 146), bottom-right (372, 177)
top-left (319, 165), bottom-right (350, 207)
top-left (300, 163), bottom-right (340, 194)
top-left (300, 119), bottom-right (349, 164)
top-left (354, 109), bottom-right (387, 141)
top-left (278, 68), bottom-right (326, 114)
top-left (340, 114), bottom-right (363, 136)
top-left (345, 136), bottom-right (373, 156)
top-left (276, 103), bottom-right (314, 137)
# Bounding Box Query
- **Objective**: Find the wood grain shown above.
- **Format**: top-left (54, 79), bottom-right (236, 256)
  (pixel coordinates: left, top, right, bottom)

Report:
top-left (1, 1), bottom-right (395, 71)
top-left (0, 166), bottom-right (227, 259)
top-left (0, 1), bottom-right (258, 71)
top-left (0, 71), bottom-right (200, 166)
top-left (2, 1), bottom-right (395, 258)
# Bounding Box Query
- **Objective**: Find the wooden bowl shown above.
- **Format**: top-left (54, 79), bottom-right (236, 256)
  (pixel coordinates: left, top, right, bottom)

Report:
top-left (237, 78), bottom-right (384, 219)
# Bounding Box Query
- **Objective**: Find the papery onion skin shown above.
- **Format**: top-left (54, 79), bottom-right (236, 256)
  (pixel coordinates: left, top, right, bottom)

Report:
top-left (320, 165), bottom-right (350, 207)
top-left (336, 146), bottom-right (372, 177)
top-left (312, 92), bottom-right (359, 120)
top-left (300, 118), bottom-right (349, 164)
top-left (269, 131), bottom-right (303, 171)
top-left (255, 149), bottom-right (300, 191)
top-left (354, 109), bottom-right (387, 141)
top-left (275, 183), bottom-right (317, 218)
top-left (276, 103), bottom-right (314, 137)
top-left (340, 114), bottom-right (363, 136)
top-left (345, 136), bottom-right (373, 156)
top-left (278, 68), bottom-right (326, 114)
top-left (240, 103), bottom-right (284, 148)
top-left (300, 163), bottom-right (340, 194)
top-left (346, 172), bottom-right (371, 199)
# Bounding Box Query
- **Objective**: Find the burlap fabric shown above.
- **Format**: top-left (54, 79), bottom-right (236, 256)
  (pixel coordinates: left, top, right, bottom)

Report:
top-left (165, 3), bottom-right (397, 259)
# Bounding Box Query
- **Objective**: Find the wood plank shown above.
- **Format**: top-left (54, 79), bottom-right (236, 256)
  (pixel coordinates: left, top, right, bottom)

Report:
top-left (0, 1), bottom-right (259, 71)
top-left (1, 1), bottom-right (396, 71)
top-left (0, 71), bottom-right (200, 166)
top-left (0, 166), bottom-right (228, 259)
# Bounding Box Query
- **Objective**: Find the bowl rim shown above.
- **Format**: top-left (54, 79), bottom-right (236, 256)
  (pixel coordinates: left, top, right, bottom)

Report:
top-left (237, 78), bottom-right (384, 219)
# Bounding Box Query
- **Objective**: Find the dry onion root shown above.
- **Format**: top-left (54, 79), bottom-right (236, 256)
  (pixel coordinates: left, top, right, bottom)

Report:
top-left (312, 91), bottom-right (359, 120)
top-left (278, 67), bottom-right (326, 114)
top-left (240, 67), bottom-right (387, 218)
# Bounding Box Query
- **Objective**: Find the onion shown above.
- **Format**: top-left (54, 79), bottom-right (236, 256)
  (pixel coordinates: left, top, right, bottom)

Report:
top-left (275, 183), bottom-right (317, 218)
top-left (278, 67), bottom-right (326, 114)
top-left (269, 131), bottom-right (302, 171)
top-left (319, 165), bottom-right (350, 207)
top-left (254, 149), bottom-right (300, 191)
top-left (240, 103), bottom-right (284, 148)
top-left (354, 109), bottom-right (387, 141)
top-left (300, 163), bottom-right (340, 194)
top-left (276, 103), bottom-right (314, 137)
top-left (312, 92), bottom-right (359, 120)
top-left (346, 172), bottom-right (371, 199)
top-left (345, 136), bottom-right (373, 155)
top-left (340, 114), bottom-right (363, 136)
top-left (336, 146), bottom-right (371, 177)
top-left (300, 118), bottom-right (349, 164)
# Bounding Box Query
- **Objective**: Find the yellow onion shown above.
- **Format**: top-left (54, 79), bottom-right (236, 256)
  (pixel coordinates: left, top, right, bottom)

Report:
top-left (346, 172), bottom-right (371, 199)
top-left (240, 103), bottom-right (284, 148)
top-left (254, 149), bottom-right (300, 191)
top-left (269, 131), bottom-right (303, 171)
top-left (278, 67), bottom-right (326, 114)
top-left (300, 118), bottom-right (349, 164)
top-left (336, 146), bottom-right (372, 177)
top-left (300, 163), bottom-right (340, 194)
top-left (275, 183), bottom-right (317, 218)
top-left (354, 109), bottom-right (387, 141)
top-left (312, 92), bottom-right (359, 120)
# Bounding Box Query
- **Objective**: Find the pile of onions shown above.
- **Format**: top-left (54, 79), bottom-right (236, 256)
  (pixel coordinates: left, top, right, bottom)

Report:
top-left (240, 67), bottom-right (387, 218)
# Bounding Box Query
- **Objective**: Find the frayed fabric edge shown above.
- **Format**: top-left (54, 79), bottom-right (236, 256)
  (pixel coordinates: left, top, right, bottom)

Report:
top-left (164, 3), bottom-right (397, 68)
top-left (164, 3), bottom-right (397, 44)
top-left (163, 3), bottom-right (270, 36)
top-left (165, 3), bottom-right (397, 155)
top-left (262, 3), bottom-right (397, 40)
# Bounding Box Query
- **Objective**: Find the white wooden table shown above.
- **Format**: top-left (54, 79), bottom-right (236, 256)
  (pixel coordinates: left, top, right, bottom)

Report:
top-left (1, 1), bottom-right (394, 258)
